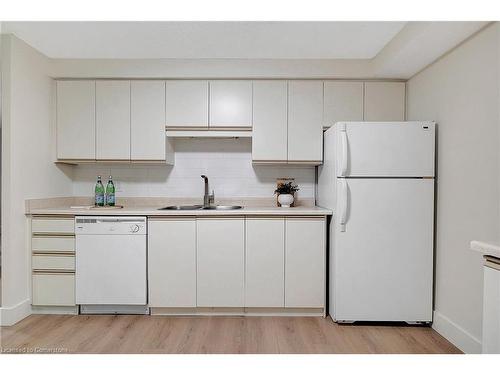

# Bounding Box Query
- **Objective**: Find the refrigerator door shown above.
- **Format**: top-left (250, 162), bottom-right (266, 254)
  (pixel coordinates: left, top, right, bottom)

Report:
top-left (333, 178), bottom-right (434, 322)
top-left (337, 122), bottom-right (435, 177)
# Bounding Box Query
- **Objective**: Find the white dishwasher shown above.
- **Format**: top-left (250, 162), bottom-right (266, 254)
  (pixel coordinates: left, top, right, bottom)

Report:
top-left (75, 216), bottom-right (148, 314)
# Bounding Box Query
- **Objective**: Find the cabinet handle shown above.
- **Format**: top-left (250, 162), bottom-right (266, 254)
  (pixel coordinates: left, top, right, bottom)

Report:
top-left (33, 270), bottom-right (75, 275)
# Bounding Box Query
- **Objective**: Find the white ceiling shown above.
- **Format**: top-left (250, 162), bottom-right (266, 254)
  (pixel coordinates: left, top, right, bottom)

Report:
top-left (2, 21), bottom-right (406, 59)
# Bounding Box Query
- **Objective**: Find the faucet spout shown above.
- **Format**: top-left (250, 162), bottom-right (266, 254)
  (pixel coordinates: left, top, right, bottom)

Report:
top-left (201, 175), bottom-right (214, 208)
top-left (201, 175), bottom-right (209, 196)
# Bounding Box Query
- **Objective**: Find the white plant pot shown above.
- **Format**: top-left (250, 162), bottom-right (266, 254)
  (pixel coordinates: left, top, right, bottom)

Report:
top-left (278, 194), bottom-right (294, 208)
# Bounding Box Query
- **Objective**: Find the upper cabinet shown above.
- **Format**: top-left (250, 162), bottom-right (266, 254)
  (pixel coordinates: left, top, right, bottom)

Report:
top-left (131, 81), bottom-right (174, 163)
top-left (323, 81), bottom-right (364, 128)
top-left (165, 80), bottom-right (209, 129)
top-left (364, 81), bottom-right (406, 121)
top-left (96, 80), bottom-right (131, 160)
top-left (56, 81), bottom-right (96, 160)
top-left (209, 80), bottom-right (252, 129)
top-left (252, 81), bottom-right (288, 163)
top-left (287, 80), bottom-right (323, 164)
top-left (56, 80), bottom-right (173, 164)
top-left (55, 79), bottom-right (405, 165)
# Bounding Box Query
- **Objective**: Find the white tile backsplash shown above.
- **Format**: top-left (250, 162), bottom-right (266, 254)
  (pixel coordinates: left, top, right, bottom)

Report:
top-left (72, 138), bottom-right (316, 199)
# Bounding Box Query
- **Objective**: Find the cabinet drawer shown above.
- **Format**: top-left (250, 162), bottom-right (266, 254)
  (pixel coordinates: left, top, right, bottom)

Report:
top-left (32, 236), bottom-right (75, 253)
top-left (32, 255), bottom-right (75, 271)
top-left (32, 273), bottom-right (75, 306)
top-left (32, 218), bottom-right (74, 234)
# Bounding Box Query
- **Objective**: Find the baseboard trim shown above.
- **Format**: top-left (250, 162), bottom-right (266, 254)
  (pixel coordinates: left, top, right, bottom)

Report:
top-left (31, 305), bottom-right (78, 315)
top-left (151, 307), bottom-right (325, 317)
top-left (0, 299), bottom-right (31, 326)
top-left (432, 310), bottom-right (482, 353)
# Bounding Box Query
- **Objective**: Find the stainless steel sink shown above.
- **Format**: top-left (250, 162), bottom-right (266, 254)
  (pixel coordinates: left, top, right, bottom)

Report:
top-left (158, 205), bottom-right (203, 210)
top-left (202, 205), bottom-right (243, 210)
top-left (158, 205), bottom-right (243, 211)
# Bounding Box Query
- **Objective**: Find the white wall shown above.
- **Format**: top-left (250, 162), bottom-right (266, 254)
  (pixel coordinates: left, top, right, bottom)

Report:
top-left (407, 23), bottom-right (500, 353)
top-left (0, 35), bottom-right (73, 322)
top-left (51, 58), bottom-right (374, 79)
top-left (73, 138), bottom-right (315, 200)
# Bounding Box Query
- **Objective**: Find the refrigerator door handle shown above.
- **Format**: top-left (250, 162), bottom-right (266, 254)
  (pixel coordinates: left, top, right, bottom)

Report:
top-left (339, 123), bottom-right (348, 177)
top-left (339, 178), bottom-right (348, 232)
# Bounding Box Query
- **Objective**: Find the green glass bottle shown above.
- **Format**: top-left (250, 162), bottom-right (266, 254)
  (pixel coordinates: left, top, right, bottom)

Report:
top-left (95, 176), bottom-right (105, 207)
top-left (106, 175), bottom-right (115, 206)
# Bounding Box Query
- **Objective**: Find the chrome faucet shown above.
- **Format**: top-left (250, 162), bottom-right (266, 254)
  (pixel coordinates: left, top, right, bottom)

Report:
top-left (201, 175), bottom-right (215, 208)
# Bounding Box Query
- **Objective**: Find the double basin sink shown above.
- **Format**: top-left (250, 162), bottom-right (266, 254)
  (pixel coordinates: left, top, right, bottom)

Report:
top-left (159, 205), bottom-right (243, 211)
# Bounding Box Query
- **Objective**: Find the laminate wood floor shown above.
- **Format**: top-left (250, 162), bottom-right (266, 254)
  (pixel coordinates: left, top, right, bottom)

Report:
top-left (0, 314), bottom-right (461, 354)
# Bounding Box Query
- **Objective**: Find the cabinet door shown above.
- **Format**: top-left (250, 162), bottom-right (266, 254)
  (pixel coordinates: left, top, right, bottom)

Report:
top-left (323, 81), bottom-right (363, 128)
top-left (56, 80), bottom-right (95, 160)
top-left (287, 81), bottom-right (323, 163)
top-left (364, 81), bottom-right (406, 121)
top-left (131, 81), bottom-right (166, 161)
top-left (96, 80), bottom-right (131, 160)
top-left (148, 218), bottom-right (196, 307)
top-left (245, 218), bottom-right (285, 307)
top-left (285, 217), bottom-right (325, 308)
top-left (165, 80), bottom-right (209, 128)
top-left (196, 218), bottom-right (245, 307)
top-left (32, 273), bottom-right (75, 306)
top-left (252, 81), bottom-right (287, 162)
top-left (483, 265), bottom-right (500, 353)
top-left (209, 80), bottom-right (252, 128)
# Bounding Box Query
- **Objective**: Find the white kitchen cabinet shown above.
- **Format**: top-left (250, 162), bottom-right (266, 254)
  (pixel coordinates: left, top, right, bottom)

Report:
top-left (165, 80), bottom-right (209, 128)
top-left (245, 218), bottom-right (285, 307)
top-left (287, 81), bottom-right (323, 164)
top-left (483, 263), bottom-right (500, 353)
top-left (32, 237), bottom-right (75, 254)
top-left (209, 80), bottom-right (252, 128)
top-left (32, 255), bottom-right (75, 271)
top-left (96, 80), bottom-right (131, 160)
top-left (148, 218), bottom-right (197, 307)
top-left (32, 217), bottom-right (74, 235)
top-left (32, 273), bottom-right (75, 306)
top-left (252, 81), bottom-right (288, 163)
top-left (285, 217), bottom-right (325, 308)
top-left (196, 217), bottom-right (245, 307)
top-left (56, 80), bottom-right (96, 160)
top-left (364, 81), bottom-right (406, 121)
top-left (323, 81), bottom-right (364, 128)
top-left (31, 217), bottom-right (76, 308)
top-left (131, 81), bottom-right (173, 163)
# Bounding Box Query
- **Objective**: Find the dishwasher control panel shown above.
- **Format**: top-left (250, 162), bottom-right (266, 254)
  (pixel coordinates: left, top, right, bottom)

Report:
top-left (75, 216), bottom-right (147, 235)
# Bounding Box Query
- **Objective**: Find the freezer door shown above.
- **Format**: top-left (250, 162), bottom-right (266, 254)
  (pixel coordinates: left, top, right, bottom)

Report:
top-left (337, 122), bottom-right (435, 177)
top-left (333, 178), bottom-right (434, 322)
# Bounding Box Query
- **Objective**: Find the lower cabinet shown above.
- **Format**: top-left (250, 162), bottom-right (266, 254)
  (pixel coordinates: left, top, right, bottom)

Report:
top-left (32, 272), bottom-right (75, 306)
top-left (31, 215), bottom-right (326, 313)
top-left (483, 264), bottom-right (500, 353)
top-left (245, 217), bottom-right (285, 307)
top-left (31, 217), bottom-right (76, 307)
top-left (285, 217), bottom-right (326, 308)
top-left (196, 217), bottom-right (245, 307)
top-left (148, 218), bottom-right (197, 307)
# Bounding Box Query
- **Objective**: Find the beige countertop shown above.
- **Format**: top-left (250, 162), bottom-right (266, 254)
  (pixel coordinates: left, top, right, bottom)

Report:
top-left (470, 240), bottom-right (500, 259)
top-left (28, 205), bottom-right (331, 216)
top-left (26, 197), bottom-right (332, 217)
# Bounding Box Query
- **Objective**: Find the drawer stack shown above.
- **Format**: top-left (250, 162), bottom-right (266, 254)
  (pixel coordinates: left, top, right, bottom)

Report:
top-left (31, 217), bottom-right (76, 306)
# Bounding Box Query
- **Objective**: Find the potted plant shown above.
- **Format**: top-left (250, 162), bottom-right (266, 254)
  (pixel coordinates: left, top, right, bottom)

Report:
top-left (274, 182), bottom-right (299, 208)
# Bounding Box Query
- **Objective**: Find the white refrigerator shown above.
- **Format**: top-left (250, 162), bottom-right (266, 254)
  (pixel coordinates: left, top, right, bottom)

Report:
top-left (317, 121), bottom-right (435, 323)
